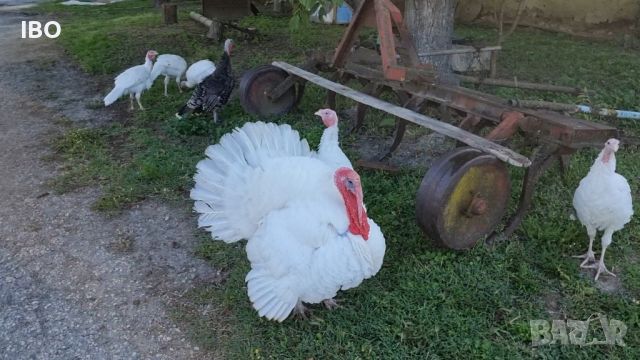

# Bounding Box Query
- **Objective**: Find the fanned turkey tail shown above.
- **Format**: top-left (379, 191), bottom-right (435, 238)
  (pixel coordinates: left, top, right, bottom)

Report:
top-left (190, 122), bottom-right (314, 242)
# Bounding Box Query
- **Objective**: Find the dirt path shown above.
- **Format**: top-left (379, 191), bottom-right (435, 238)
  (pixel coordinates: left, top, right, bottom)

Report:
top-left (0, 11), bottom-right (219, 359)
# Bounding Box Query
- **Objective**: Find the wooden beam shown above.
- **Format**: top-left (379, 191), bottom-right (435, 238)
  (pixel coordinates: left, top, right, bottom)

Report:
top-left (419, 46), bottom-right (502, 57)
top-left (272, 61), bottom-right (531, 168)
top-left (458, 75), bottom-right (584, 94)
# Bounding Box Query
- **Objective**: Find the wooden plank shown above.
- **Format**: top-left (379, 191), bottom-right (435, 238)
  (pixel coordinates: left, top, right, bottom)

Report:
top-left (419, 46), bottom-right (501, 57)
top-left (458, 75), bottom-right (583, 94)
top-left (272, 61), bottom-right (532, 168)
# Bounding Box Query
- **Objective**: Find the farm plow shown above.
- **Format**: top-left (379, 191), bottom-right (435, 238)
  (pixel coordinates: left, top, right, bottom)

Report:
top-left (238, 0), bottom-right (618, 250)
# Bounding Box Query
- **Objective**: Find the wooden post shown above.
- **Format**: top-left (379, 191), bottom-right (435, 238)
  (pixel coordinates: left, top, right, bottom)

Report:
top-left (207, 20), bottom-right (222, 41)
top-left (163, 4), bottom-right (178, 25)
top-left (189, 11), bottom-right (223, 41)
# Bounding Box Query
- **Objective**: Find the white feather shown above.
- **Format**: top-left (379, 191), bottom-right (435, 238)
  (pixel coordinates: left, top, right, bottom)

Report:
top-left (149, 54), bottom-right (187, 95)
top-left (191, 121), bottom-right (386, 322)
top-left (191, 121), bottom-right (316, 242)
top-left (573, 148), bottom-right (633, 233)
top-left (318, 125), bottom-right (353, 169)
top-left (245, 202), bottom-right (385, 321)
top-left (181, 59), bottom-right (216, 88)
top-left (104, 55), bottom-right (154, 106)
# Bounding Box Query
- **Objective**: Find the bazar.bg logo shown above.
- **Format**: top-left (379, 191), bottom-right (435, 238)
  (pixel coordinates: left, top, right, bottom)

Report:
top-left (530, 315), bottom-right (627, 346)
top-left (21, 21), bottom-right (61, 39)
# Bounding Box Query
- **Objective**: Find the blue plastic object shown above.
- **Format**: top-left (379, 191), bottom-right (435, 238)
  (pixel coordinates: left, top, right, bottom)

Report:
top-left (335, 4), bottom-right (352, 24)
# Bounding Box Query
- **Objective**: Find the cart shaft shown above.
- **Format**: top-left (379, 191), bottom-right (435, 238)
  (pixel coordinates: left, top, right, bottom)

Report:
top-left (272, 61), bottom-right (532, 168)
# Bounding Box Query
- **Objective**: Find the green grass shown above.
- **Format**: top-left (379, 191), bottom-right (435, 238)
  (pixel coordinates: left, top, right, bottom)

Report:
top-left (37, 1), bottom-right (640, 358)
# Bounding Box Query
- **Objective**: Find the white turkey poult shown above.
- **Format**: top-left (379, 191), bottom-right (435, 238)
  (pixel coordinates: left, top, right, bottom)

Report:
top-left (181, 59), bottom-right (216, 89)
top-left (573, 138), bottom-right (633, 281)
top-left (150, 53), bottom-right (188, 96)
top-left (104, 50), bottom-right (158, 110)
top-left (190, 121), bottom-right (386, 321)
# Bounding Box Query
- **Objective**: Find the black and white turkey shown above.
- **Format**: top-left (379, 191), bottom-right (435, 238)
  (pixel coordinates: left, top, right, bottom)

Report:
top-left (175, 39), bottom-right (235, 123)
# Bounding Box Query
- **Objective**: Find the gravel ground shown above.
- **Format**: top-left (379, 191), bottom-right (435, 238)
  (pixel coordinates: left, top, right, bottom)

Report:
top-left (0, 11), bottom-right (220, 359)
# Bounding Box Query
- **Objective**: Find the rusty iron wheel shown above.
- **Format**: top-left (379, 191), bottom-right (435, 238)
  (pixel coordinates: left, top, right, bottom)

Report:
top-left (416, 147), bottom-right (511, 250)
top-left (239, 65), bottom-right (298, 117)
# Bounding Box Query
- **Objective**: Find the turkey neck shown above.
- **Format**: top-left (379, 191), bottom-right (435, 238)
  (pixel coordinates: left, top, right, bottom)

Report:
top-left (319, 125), bottom-right (339, 153)
top-left (594, 148), bottom-right (617, 173)
top-left (217, 51), bottom-right (231, 74)
top-left (144, 55), bottom-right (155, 70)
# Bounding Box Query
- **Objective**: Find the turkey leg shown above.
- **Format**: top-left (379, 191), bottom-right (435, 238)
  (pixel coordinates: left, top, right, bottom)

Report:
top-left (135, 92), bottom-right (145, 111)
top-left (292, 300), bottom-right (310, 320)
top-left (175, 76), bottom-right (183, 93)
top-left (129, 93), bottom-right (135, 111)
top-left (593, 229), bottom-right (617, 281)
top-left (573, 225), bottom-right (597, 267)
top-left (163, 75), bottom-right (170, 97)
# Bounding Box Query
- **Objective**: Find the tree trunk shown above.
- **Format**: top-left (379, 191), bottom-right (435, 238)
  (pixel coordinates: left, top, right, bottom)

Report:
top-left (405, 0), bottom-right (457, 84)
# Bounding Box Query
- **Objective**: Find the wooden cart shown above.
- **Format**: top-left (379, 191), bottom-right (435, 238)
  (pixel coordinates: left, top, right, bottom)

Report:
top-left (237, 0), bottom-right (618, 249)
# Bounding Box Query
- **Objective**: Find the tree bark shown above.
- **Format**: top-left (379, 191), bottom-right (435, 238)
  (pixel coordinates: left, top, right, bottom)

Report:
top-left (404, 0), bottom-right (457, 84)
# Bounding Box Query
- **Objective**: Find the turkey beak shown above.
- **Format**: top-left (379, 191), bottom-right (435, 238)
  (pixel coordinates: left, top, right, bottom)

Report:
top-left (314, 110), bottom-right (322, 117)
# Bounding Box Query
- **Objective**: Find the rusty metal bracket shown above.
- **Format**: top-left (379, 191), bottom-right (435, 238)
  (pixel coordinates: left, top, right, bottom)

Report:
top-left (485, 111), bottom-right (525, 142)
top-left (352, 82), bottom-right (384, 133)
top-left (486, 142), bottom-right (560, 245)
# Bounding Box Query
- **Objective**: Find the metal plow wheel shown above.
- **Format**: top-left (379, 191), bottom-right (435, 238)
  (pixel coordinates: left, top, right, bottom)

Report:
top-left (416, 147), bottom-right (511, 250)
top-left (239, 65), bottom-right (298, 117)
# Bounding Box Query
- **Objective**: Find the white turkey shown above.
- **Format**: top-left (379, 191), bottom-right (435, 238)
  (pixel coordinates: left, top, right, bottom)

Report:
top-left (150, 53), bottom-right (188, 96)
top-left (181, 59), bottom-right (216, 89)
top-left (315, 108), bottom-right (353, 169)
top-left (104, 50), bottom-right (158, 110)
top-left (176, 39), bottom-right (235, 122)
top-left (573, 138), bottom-right (633, 280)
top-left (190, 121), bottom-right (385, 321)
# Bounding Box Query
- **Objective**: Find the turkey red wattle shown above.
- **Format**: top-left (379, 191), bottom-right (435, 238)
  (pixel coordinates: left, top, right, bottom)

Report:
top-left (334, 167), bottom-right (370, 240)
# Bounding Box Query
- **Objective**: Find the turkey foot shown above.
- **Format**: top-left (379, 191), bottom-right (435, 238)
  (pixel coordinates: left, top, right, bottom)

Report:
top-left (322, 298), bottom-right (341, 310)
top-left (572, 250), bottom-right (597, 268)
top-left (293, 301), bottom-right (310, 320)
top-left (594, 260), bottom-right (616, 281)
